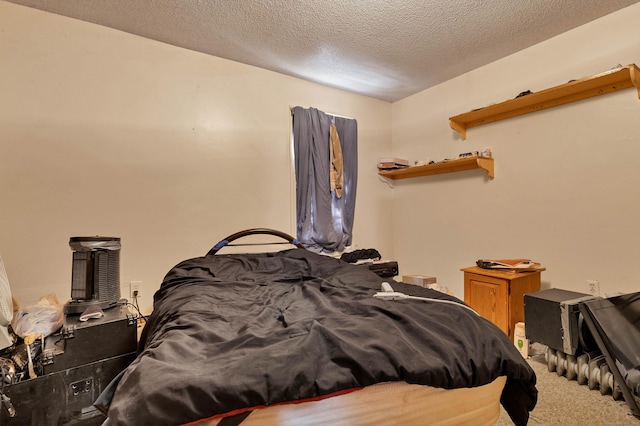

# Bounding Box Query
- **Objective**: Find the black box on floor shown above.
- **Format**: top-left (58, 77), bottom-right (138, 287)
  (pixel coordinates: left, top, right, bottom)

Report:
top-left (0, 304), bottom-right (138, 424)
top-left (524, 288), bottom-right (597, 355)
top-left (43, 304), bottom-right (137, 374)
top-left (1, 352), bottom-right (135, 425)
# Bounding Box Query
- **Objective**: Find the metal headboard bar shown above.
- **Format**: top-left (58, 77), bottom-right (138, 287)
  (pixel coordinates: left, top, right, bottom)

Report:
top-left (206, 228), bottom-right (305, 255)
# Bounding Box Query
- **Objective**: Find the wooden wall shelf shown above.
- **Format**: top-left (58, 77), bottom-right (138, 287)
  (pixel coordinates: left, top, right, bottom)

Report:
top-left (449, 64), bottom-right (640, 139)
top-left (378, 157), bottom-right (494, 180)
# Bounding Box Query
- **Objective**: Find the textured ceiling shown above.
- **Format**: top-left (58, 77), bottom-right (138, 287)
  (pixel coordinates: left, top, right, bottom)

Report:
top-left (5, 0), bottom-right (639, 102)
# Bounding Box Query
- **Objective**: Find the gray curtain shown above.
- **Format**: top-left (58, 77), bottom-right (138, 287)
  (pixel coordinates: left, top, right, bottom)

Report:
top-left (292, 106), bottom-right (357, 253)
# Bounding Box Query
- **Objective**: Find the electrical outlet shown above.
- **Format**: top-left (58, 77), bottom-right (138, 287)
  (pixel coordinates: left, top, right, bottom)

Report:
top-left (586, 280), bottom-right (600, 296)
top-left (130, 281), bottom-right (142, 299)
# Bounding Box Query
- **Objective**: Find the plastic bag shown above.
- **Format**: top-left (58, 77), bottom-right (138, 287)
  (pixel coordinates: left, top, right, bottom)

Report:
top-left (11, 293), bottom-right (64, 339)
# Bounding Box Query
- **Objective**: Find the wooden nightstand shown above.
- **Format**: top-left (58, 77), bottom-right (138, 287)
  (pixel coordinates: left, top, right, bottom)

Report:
top-left (461, 266), bottom-right (543, 339)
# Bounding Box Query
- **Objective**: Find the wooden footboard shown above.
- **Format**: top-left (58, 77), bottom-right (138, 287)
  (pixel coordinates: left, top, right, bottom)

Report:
top-left (198, 376), bottom-right (507, 426)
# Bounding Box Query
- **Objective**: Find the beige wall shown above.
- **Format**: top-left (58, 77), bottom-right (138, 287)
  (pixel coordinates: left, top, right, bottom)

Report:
top-left (3, 1), bottom-right (639, 313)
top-left (391, 3), bottom-right (640, 298)
top-left (0, 2), bottom-right (393, 313)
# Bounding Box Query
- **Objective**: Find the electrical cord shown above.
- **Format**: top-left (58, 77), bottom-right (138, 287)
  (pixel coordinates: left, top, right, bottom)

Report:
top-left (133, 293), bottom-right (141, 316)
top-left (118, 299), bottom-right (149, 324)
top-left (0, 358), bottom-right (15, 417)
top-left (374, 282), bottom-right (479, 315)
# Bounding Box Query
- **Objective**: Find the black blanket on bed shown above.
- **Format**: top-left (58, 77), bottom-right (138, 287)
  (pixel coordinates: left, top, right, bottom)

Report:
top-left (96, 249), bottom-right (536, 425)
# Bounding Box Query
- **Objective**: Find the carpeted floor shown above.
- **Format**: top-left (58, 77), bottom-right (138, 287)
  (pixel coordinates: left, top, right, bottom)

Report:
top-left (496, 347), bottom-right (639, 425)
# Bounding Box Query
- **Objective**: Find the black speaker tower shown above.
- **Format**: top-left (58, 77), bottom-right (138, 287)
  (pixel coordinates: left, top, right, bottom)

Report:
top-left (64, 236), bottom-right (121, 315)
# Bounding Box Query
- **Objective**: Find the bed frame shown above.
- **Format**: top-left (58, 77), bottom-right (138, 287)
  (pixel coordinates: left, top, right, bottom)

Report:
top-left (96, 228), bottom-right (536, 426)
top-left (197, 377), bottom-right (507, 426)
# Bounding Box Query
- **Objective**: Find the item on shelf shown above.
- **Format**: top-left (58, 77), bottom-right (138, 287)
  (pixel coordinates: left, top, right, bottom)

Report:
top-left (413, 159), bottom-right (434, 166)
top-left (458, 151), bottom-right (479, 158)
top-left (515, 90), bottom-right (533, 98)
top-left (378, 157), bottom-right (409, 170)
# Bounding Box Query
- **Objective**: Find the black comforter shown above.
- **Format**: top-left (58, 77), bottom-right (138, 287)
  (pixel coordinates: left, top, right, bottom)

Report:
top-left (97, 249), bottom-right (536, 425)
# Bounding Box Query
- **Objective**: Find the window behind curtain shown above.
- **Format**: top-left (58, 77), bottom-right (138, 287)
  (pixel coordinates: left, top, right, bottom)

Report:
top-left (291, 106), bottom-right (357, 253)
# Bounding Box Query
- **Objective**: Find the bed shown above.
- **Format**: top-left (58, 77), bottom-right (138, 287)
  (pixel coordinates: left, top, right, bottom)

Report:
top-left (95, 229), bottom-right (537, 425)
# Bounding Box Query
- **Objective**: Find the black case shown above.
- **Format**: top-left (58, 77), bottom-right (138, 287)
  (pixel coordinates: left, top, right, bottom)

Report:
top-left (524, 288), bottom-right (596, 355)
top-left (1, 352), bottom-right (135, 425)
top-left (1, 305), bottom-right (137, 424)
top-left (43, 304), bottom-right (137, 374)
